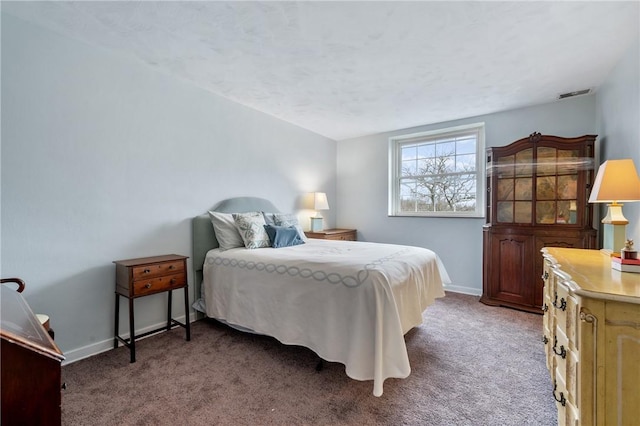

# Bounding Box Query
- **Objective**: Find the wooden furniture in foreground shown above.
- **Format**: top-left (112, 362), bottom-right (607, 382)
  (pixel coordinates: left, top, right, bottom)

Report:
top-left (481, 133), bottom-right (597, 313)
top-left (114, 254), bottom-right (191, 363)
top-left (542, 247), bottom-right (640, 425)
top-left (305, 228), bottom-right (357, 241)
top-left (1, 283), bottom-right (65, 426)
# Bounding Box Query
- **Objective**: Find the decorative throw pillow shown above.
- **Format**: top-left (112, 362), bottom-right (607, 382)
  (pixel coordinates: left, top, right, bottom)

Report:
top-left (262, 212), bottom-right (277, 226)
top-left (272, 213), bottom-right (308, 242)
top-left (208, 211), bottom-right (244, 251)
top-left (264, 224), bottom-right (305, 248)
top-left (232, 212), bottom-right (271, 249)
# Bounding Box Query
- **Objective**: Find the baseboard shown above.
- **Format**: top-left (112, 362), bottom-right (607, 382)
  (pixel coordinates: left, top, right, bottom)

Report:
top-left (443, 284), bottom-right (481, 296)
top-left (62, 313), bottom-right (192, 366)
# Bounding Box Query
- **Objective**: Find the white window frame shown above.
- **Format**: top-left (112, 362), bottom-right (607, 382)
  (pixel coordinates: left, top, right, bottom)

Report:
top-left (388, 122), bottom-right (486, 218)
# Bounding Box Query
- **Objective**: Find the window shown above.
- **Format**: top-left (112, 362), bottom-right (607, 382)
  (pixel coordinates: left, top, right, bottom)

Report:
top-left (389, 123), bottom-right (485, 217)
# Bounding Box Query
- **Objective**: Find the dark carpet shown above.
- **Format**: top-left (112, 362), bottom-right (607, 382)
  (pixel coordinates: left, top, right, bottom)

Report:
top-left (61, 292), bottom-right (556, 425)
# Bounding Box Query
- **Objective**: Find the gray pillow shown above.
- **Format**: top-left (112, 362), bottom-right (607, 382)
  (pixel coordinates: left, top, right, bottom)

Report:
top-left (208, 211), bottom-right (244, 251)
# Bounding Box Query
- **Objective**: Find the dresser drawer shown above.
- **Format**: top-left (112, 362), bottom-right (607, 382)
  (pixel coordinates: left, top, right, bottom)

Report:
top-left (132, 272), bottom-right (186, 296)
top-left (132, 260), bottom-right (184, 280)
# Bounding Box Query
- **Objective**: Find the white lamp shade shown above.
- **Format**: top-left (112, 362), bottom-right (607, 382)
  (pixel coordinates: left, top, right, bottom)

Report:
top-left (313, 192), bottom-right (330, 210)
top-left (588, 159), bottom-right (640, 203)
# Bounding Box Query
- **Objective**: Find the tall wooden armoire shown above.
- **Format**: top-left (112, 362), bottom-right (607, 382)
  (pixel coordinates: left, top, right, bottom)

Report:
top-left (480, 132), bottom-right (597, 313)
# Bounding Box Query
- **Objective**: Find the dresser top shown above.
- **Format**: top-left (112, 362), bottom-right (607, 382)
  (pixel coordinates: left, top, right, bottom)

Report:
top-left (543, 247), bottom-right (640, 302)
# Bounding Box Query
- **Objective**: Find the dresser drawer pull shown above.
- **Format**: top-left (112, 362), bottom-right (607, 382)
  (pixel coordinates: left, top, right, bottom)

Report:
top-left (143, 269), bottom-right (151, 274)
top-left (552, 293), bottom-right (567, 311)
top-left (552, 336), bottom-right (567, 359)
top-left (170, 278), bottom-right (177, 285)
top-left (558, 298), bottom-right (567, 311)
top-left (553, 384), bottom-right (566, 406)
top-left (145, 283), bottom-right (152, 289)
top-left (169, 265), bottom-right (175, 270)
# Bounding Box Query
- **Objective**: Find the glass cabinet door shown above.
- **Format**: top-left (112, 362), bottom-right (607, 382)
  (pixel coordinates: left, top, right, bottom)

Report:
top-left (493, 145), bottom-right (580, 226)
top-left (496, 148), bottom-right (533, 224)
top-left (535, 147), bottom-right (579, 225)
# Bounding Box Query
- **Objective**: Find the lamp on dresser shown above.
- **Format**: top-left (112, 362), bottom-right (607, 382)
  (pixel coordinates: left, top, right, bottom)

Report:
top-left (588, 158), bottom-right (640, 254)
top-left (309, 192), bottom-right (329, 232)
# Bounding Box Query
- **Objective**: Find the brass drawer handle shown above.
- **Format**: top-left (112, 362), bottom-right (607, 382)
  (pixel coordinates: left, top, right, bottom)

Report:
top-left (145, 283), bottom-right (152, 289)
top-left (169, 265), bottom-right (175, 270)
top-left (170, 278), bottom-right (176, 285)
top-left (143, 269), bottom-right (151, 274)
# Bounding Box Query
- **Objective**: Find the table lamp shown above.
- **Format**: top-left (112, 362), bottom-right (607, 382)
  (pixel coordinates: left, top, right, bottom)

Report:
top-left (588, 159), bottom-right (640, 254)
top-left (310, 192), bottom-right (329, 232)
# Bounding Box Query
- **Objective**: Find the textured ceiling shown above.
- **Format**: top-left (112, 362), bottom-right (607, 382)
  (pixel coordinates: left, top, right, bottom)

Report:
top-left (3, 1), bottom-right (639, 140)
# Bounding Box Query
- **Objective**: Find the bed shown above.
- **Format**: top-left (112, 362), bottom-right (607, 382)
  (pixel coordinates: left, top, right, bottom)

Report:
top-left (192, 197), bottom-right (449, 396)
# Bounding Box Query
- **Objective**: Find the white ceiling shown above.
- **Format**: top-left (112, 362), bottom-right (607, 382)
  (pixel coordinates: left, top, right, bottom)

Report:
top-left (3, 1), bottom-right (639, 140)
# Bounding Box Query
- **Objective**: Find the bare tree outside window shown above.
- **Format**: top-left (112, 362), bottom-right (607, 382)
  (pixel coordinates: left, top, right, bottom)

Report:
top-left (389, 124), bottom-right (485, 217)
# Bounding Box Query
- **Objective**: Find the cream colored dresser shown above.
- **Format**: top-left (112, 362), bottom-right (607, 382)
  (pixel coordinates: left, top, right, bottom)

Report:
top-left (542, 247), bottom-right (640, 426)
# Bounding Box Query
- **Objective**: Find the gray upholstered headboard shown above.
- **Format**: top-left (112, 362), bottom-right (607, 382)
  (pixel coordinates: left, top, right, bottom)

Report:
top-left (191, 197), bottom-right (280, 306)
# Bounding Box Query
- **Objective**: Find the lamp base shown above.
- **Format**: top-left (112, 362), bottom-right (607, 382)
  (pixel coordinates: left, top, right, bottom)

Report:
top-left (602, 202), bottom-right (629, 225)
top-left (602, 223), bottom-right (627, 254)
top-left (310, 217), bottom-right (324, 232)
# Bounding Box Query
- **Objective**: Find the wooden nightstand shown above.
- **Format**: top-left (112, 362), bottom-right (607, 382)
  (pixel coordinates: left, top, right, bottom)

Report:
top-left (305, 228), bottom-right (357, 241)
top-left (113, 254), bottom-right (191, 363)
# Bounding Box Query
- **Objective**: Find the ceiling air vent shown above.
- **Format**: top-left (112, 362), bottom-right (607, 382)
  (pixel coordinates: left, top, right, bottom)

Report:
top-left (558, 89), bottom-right (591, 100)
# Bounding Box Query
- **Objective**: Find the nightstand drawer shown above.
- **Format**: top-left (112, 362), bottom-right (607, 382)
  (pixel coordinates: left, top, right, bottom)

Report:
top-left (133, 272), bottom-right (186, 296)
top-left (132, 260), bottom-right (184, 280)
top-left (327, 232), bottom-right (356, 241)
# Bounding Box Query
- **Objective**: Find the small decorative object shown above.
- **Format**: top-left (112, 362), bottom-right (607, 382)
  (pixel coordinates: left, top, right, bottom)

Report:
top-left (621, 239), bottom-right (638, 260)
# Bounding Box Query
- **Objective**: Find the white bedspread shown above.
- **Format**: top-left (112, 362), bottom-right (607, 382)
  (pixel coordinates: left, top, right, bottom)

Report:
top-left (201, 239), bottom-right (449, 396)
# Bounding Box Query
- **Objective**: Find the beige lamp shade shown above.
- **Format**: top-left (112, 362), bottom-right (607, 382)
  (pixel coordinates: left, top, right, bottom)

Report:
top-left (588, 159), bottom-right (640, 253)
top-left (588, 159), bottom-right (640, 203)
top-left (312, 192), bottom-right (330, 210)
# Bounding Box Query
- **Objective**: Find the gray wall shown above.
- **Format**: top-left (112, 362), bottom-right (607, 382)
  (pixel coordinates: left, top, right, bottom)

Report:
top-left (337, 30), bottom-right (640, 295)
top-left (595, 36), bottom-right (640, 244)
top-left (336, 96), bottom-right (597, 295)
top-left (1, 14), bottom-right (337, 362)
top-left (3, 10), bottom-right (638, 364)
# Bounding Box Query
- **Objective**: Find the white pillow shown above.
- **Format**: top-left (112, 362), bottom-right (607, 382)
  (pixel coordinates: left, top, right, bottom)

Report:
top-left (273, 213), bottom-right (308, 242)
top-left (208, 211), bottom-right (244, 251)
top-left (233, 212), bottom-right (271, 249)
